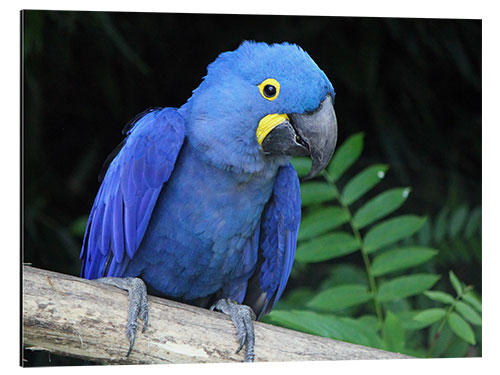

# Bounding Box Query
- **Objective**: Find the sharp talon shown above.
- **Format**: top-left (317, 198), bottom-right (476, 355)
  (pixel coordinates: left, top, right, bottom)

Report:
top-left (94, 277), bottom-right (148, 357)
top-left (126, 334), bottom-right (135, 357)
top-left (126, 322), bottom-right (137, 355)
top-left (211, 298), bottom-right (256, 362)
top-left (235, 336), bottom-right (246, 354)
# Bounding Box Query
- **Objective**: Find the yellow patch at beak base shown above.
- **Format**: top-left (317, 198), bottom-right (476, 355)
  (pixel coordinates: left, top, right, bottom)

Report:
top-left (256, 113), bottom-right (290, 146)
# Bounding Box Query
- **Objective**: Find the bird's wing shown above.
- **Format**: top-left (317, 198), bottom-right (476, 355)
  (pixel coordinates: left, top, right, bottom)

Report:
top-left (80, 107), bottom-right (185, 279)
top-left (245, 163), bottom-right (301, 319)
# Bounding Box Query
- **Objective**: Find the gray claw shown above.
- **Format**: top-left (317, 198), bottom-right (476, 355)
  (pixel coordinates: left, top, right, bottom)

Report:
top-left (211, 299), bottom-right (256, 362)
top-left (96, 277), bottom-right (149, 356)
top-left (235, 335), bottom-right (245, 354)
top-left (126, 328), bottom-right (135, 357)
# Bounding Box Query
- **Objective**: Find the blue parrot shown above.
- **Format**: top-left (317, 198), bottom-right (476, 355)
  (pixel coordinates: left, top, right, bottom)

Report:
top-left (80, 41), bottom-right (337, 362)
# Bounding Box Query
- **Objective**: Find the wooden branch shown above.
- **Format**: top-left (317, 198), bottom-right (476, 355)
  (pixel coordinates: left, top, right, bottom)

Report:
top-left (22, 266), bottom-right (410, 364)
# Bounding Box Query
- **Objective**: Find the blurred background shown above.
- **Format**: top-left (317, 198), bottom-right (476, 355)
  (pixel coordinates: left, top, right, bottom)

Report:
top-left (22, 10), bottom-right (481, 366)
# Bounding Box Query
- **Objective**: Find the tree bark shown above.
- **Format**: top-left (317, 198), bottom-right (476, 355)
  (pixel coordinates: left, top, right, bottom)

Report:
top-left (22, 266), bottom-right (410, 364)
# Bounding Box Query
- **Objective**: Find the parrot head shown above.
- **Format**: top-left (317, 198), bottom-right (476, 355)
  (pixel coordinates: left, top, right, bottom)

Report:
top-left (182, 41), bottom-right (337, 178)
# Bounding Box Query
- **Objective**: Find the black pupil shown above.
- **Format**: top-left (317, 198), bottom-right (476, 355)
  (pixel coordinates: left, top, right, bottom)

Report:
top-left (263, 84), bottom-right (276, 98)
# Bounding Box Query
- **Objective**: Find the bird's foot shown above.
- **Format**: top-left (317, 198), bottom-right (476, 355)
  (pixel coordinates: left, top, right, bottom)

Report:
top-left (96, 277), bottom-right (149, 356)
top-left (210, 299), bottom-right (257, 362)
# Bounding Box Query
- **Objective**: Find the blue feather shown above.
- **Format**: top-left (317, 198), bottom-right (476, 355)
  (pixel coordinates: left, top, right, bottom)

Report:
top-left (255, 163), bottom-right (301, 316)
top-left (80, 107), bottom-right (185, 279)
top-left (81, 41), bottom-right (334, 322)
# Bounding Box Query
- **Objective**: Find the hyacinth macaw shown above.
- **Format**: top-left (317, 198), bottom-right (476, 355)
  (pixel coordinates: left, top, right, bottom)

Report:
top-left (80, 41), bottom-right (337, 362)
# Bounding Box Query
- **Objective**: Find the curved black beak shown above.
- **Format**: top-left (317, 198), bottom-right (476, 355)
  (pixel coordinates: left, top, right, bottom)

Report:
top-left (261, 94), bottom-right (337, 179)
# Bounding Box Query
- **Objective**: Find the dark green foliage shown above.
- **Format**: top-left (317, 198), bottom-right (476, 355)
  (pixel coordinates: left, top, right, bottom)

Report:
top-left (417, 205), bottom-right (482, 290)
top-left (264, 134), bottom-right (481, 357)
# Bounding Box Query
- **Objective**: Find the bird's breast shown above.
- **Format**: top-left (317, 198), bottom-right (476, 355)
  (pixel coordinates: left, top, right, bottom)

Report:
top-left (127, 140), bottom-right (279, 300)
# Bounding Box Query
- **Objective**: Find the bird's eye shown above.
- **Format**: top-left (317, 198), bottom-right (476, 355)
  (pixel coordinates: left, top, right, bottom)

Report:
top-left (263, 85), bottom-right (276, 98)
top-left (258, 78), bottom-right (280, 101)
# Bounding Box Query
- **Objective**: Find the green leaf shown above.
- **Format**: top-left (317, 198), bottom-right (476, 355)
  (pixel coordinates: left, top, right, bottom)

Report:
top-left (266, 310), bottom-right (383, 349)
top-left (342, 164), bottom-right (388, 205)
top-left (298, 207), bottom-right (349, 241)
top-left (455, 301), bottom-right (482, 325)
top-left (295, 232), bottom-right (359, 263)
top-left (449, 271), bottom-right (463, 296)
top-left (357, 315), bottom-right (381, 331)
top-left (434, 207), bottom-right (449, 243)
top-left (327, 132), bottom-right (364, 182)
top-left (363, 215), bottom-right (427, 254)
top-left (465, 206), bottom-right (481, 238)
top-left (300, 182), bottom-right (337, 206)
top-left (394, 310), bottom-right (434, 330)
top-left (449, 205), bottom-right (469, 238)
top-left (448, 312), bottom-right (476, 345)
top-left (291, 157), bottom-right (312, 178)
top-left (462, 291), bottom-right (482, 312)
top-left (413, 308), bottom-right (447, 327)
top-left (306, 284), bottom-right (373, 312)
top-left (337, 316), bottom-right (385, 349)
top-left (371, 246), bottom-right (438, 276)
top-left (383, 311), bottom-right (405, 352)
top-left (353, 187), bottom-right (411, 229)
top-left (424, 290), bottom-right (456, 305)
top-left (377, 273), bottom-right (440, 302)
top-left (265, 310), bottom-right (344, 339)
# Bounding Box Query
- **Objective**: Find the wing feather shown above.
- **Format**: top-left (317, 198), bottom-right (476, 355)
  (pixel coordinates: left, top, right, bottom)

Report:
top-left (245, 163), bottom-right (301, 319)
top-left (80, 108), bottom-right (185, 279)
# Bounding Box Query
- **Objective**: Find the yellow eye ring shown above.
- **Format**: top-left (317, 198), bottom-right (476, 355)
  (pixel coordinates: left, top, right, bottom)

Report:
top-left (258, 78), bottom-right (280, 101)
